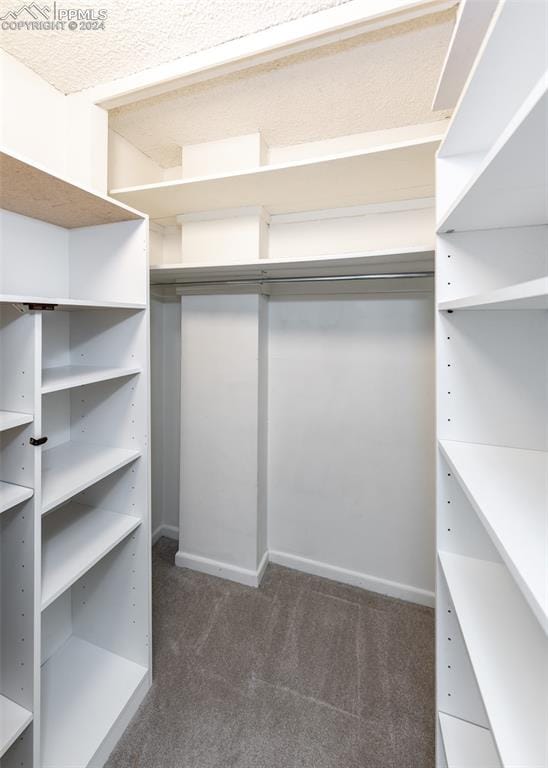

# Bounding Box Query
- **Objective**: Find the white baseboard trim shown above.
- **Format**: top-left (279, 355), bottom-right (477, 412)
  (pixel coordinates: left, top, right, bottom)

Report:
top-left (256, 549), bottom-right (269, 584)
top-left (152, 524), bottom-right (179, 545)
top-left (171, 544), bottom-right (433, 605)
top-left (175, 549), bottom-right (269, 588)
top-left (268, 550), bottom-right (435, 607)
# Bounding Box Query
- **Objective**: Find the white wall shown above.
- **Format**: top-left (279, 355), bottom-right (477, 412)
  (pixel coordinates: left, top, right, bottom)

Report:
top-left (0, 50), bottom-right (107, 192)
top-left (177, 291), bottom-right (268, 583)
top-left (267, 289), bottom-right (436, 601)
top-left (150, 294), bottom-right (181, 541)
top-left (154, 283), bottom-right (436, 602)
top-left (108, 130), bottom-right (163, 190)
top-left (150, 295), bottom-right (165, 536)
top-left (269, 200), bottom-right (435, 260)
top-left (147, 200), bottom-right (435, 267)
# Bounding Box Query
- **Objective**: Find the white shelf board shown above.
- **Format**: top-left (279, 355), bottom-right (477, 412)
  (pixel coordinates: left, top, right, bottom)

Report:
top-left (0, 147), bottom-right (144, 229)
top-left (0, 410), bottom-right (33, 432)
top-left (0, 480), bottom-right (33, 514)
top-left (41, 635), bottom-right (147, 768)
top-left (438, 551), bottom-right (547, 768)
top-left (41, 501), bottom-right (141, 610)
top-left (42, 364), bottom-right (141, 394)
top-left (439, 0), bottom-right (547, 160)
top-left (151, 246), bottom-right (435, 285)
top-left (0, 695), bottom-right (32, 759)
top-left (438, 76), bottom-right (548, 232)
top-left (438, 277), bottom-right (548, 310)
top-left (440, 440), bottom-right (548, 632)
top-left (0, 294), bottom-right (145, 311)
top-left (42, 441), bottom-right (141, 514)
top-left (432, 0), bottom-right (498, 112)
top-left (439, 713), bottom-right (500, 768)
top-left (111, 136), bottom-right (442, 219)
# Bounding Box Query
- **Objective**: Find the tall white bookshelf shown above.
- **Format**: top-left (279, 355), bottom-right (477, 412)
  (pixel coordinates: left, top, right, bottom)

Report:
top-left (0, 148), bottom-right (151, 768)
top-left (435, 2), bottom-right (548, 767)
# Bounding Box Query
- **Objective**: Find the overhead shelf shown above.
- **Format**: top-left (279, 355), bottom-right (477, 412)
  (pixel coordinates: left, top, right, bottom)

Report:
top-left (111, 136), bottom-right (442, 219)
top-left (0, 695), bottom-right (33, 759)
top-left (42, 365), bottom-right (141, 395)
top-left (438, 0), bottom-right (547, 160)
top-left (0, 294), bottom-right (146, 311)
top-left (439, 551), bottom-right (547, 768)
top-left (0, 481), bottom-right (33, 514)
top-left (42, 442), bottom-right (141, 514)
top-left (0, 410), bottom-right (33, 432)
top-left (438, 276), bottom-right (548, 310)
top-left (0, 148), bottom-right (143, 229)
top-left (431, 0), bottom-right (498, 112)
top-left (41, 501), bottom-right (141, 610)
top-left (151, 247), bottom-right (435, 285)
top-left (439, 440), bottom-right (548, 632)
top-left (41, 636), bottom-right (147, 768)
top-left (439, 713), bottom-right (500, 768)
top-left (438, 77), bottom-right (547, 232)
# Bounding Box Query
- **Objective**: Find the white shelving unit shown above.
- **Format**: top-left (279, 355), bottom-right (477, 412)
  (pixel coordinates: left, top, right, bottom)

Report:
top-left (438, 276), bottom-right (548, 310)
top-left (0, 295), bottom-right (145, 311)
top-left (0, 411), bottom-right (33, 432)
top-left (41, 636), bottom-right (147, 768)
top-left (440, 440), bottom-right (547, 631)
top-left (42, 365), bottom-right (141, 394)
top-left (41, 425), bottom-right (141, 515)
top-left (432, 0), bottom-right (498, 112)
top-left (0, 697), bottom-right (33, 760)
top-left (0, 481), bottom-right (33, 515)
top-left (438, 713), bottom-right (499, 768)
top-left (111, 135), bottom-right (442, 219)
top-left (0, 147), bottom-right (151, 767)
top-left (41, 502), bottom-right (141, 610)
top-left (150, 246), bottom-right (435, 286)
top-left (439, 552), bottom-right (546, 768)
top-left (436, 0), bottom-right (548, 230)
top-left (439, 74), bottom-right (547, 232)
top-left (435, 3), bottom-right (548, 766)
top-left (0, 293), bottom-right (146, 311)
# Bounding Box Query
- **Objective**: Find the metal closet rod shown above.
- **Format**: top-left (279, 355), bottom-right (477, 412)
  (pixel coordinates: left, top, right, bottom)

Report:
top-left (164, 271), bottom-right (434, 288)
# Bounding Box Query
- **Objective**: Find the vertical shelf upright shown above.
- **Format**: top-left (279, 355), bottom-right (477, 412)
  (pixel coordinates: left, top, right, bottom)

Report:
top-left (435, 2), bottom-right (548, 768)
top-left (0, 147), bottom-right (151, 768)
top-left (0, 303), bottom-right (38, 768)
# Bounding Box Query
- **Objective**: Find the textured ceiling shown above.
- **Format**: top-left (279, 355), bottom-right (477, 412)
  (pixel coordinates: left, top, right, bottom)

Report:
top-left (110, 9), bottom-right (454, 168)
top-left (0, 0), bottom-right (352, 93)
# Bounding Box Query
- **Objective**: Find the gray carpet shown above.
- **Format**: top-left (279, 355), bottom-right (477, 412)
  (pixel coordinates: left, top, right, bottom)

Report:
top-left (106, 538), bottom-right (435, 768)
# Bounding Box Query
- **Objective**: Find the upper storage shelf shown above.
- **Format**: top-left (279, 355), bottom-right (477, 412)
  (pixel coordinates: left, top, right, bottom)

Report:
top-left (438, 76), bottom-right (547, 232)
top-left (439, 0), bottom-right (547, 160)
top-left (110, 136), bottom-right (442, 219)
top-left (431, 0), bottom-right (498, 112)
top-left (0, 148), bottom-right (144, 229)
top-left (436, 0), bottom-right (548, 232)
top-left (151, 247), bottom-right (435, 285)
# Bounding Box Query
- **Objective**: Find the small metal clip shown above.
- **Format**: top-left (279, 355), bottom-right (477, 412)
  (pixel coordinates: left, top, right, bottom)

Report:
top-left (30, 436), bottom-right (48, 446)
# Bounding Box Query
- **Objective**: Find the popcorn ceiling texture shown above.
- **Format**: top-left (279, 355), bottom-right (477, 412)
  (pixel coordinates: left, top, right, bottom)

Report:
top-left (0, 0), bottom-right (352, 94)
top-left (110, 9), bottom-right (454, 168)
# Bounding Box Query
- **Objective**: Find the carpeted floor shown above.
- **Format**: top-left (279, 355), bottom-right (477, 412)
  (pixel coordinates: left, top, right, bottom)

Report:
top-left (106, 538), bottom-right (435, 768)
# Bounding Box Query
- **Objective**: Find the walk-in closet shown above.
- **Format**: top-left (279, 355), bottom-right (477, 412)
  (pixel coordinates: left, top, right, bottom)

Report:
top-left (0, 1), bottom-right (546, 766)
